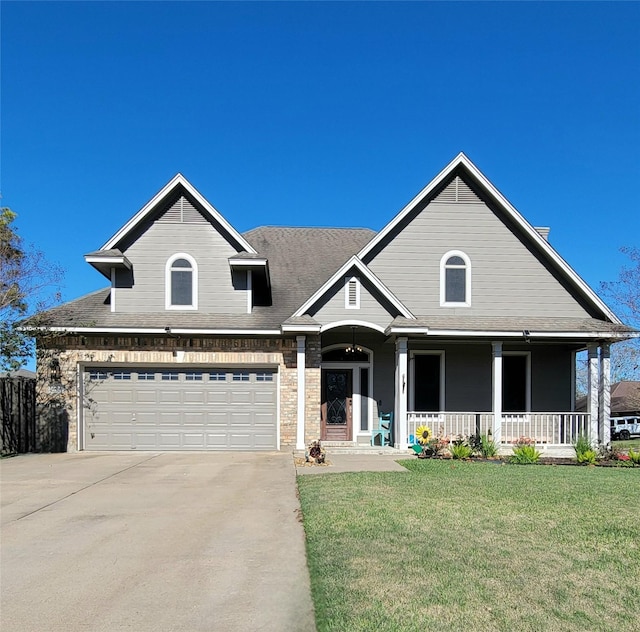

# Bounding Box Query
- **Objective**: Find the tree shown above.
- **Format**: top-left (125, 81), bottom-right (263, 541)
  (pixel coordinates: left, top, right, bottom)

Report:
top-left (601, 246), bottom-right (640, 390)
top-left (0, 208), bottom-right (63, 372)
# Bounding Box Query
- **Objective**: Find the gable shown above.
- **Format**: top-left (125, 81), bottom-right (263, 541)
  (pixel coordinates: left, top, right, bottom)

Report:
top-left (360, 156), bottom-right (619, 322)
top-left (102, 174), bottom-right (256, 254)
top-left (308, 271), bottom-right (405, 328)
top-left (90, 176), bottom-right (255, 316)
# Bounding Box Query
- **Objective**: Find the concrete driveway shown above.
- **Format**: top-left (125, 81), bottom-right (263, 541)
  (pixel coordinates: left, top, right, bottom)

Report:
top-left (1, 452), bottom-right (316, 632)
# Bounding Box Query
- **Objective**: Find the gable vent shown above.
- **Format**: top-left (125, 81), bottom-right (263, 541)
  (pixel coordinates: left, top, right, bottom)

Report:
top-left (434, 176), bottom-right (482, 204)
top-left (159, 196), bottom-right (207, 224)
top-left (345, 276), bottom-right (360, 309)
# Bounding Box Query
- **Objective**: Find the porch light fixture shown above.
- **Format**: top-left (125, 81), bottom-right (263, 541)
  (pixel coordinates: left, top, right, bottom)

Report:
top-left (346, 326), bottom-right (363, 354)
top-left (49, 357), bottom-right (61, 383)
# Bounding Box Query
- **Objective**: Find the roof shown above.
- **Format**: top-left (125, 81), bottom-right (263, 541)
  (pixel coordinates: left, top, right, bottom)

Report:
top-left (387, 316), bottom-right (636, 339)
top-left (576, 381), bottom-right (640, 414)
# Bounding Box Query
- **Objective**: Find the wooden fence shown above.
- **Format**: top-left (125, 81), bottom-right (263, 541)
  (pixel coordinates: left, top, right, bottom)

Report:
top-left (1, 377), bottom-right (37, 456)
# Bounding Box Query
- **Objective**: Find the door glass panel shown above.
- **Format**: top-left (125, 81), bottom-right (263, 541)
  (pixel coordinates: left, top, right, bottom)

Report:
top-left (360, 368), bottom-right (369, 431)
top-left (326, 371), bottom-right (348, 425)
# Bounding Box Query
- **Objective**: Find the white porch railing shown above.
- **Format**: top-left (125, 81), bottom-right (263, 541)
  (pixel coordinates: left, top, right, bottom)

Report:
top-left (407, 412), bottom-right (493, 443)
top-left (407, 412), bottom-right (591, 446)
top-left (500, 413), bottom-right (590, 446)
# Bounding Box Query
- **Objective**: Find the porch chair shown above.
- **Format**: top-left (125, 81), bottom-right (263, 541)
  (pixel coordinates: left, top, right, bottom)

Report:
top-left (371, 412), bottom-right (393, 447)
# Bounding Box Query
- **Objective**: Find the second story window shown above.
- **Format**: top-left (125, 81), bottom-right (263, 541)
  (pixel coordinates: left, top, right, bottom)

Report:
top-left (440, 251), bottom-right (471, 306)
top-left (166, 253), bottom-right (197, 309)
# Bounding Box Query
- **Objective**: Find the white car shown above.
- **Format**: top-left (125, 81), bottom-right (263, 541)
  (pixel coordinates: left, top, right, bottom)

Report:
top-left (611, 416), bottom-right (640, 441)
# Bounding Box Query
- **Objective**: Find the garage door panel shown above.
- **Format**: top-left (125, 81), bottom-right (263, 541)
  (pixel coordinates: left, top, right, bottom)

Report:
top-left (254, 390), bottom-right (276, 404)
top-left (229, 390), bottom-right (252, 404)
top-left (83, 368), bottom-right (277, 451)
top-left (207, 391), bottom-right (230, 404)
top-left (184, 390), bottom-right (206, 404)
top-left (159, 390), bottom-right (181, 404)
top-left (136, 391), bottom-right (158, 404)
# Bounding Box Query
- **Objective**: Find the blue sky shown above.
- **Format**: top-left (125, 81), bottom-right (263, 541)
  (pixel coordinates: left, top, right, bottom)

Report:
top-left (2, 1), bottom-right (639, 317)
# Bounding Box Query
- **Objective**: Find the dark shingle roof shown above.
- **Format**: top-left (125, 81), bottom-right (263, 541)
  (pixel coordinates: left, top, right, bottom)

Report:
top-left (243, 227), bottom-right (375, 317)
top-left (389, 315), bottom-right (636, 335)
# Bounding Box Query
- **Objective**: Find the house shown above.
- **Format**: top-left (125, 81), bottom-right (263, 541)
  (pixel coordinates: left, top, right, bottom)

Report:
top-left (577, 381), bottom-right (640, 417)
top-left (37, 153), bottom-right (635, 453)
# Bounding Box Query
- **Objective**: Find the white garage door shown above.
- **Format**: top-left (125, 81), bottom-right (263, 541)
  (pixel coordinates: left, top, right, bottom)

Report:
top-left (82, 367), bottom-right (277, 450)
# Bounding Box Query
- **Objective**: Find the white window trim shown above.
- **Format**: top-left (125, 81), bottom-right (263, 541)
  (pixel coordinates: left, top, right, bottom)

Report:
top-left (165, 253), bottom-right (198, 310)
top-left (503, 351), bottom-right (531, 412)
top-left (409, 350), bottom-right (445, 412)
top-left (345, 276), bottom-right (361, 309)
top-left (440, 250), bottom-right (471, 307)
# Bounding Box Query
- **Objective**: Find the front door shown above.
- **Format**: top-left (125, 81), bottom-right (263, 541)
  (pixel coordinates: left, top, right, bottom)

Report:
top-left (321, 369), bottom-right (352, 441)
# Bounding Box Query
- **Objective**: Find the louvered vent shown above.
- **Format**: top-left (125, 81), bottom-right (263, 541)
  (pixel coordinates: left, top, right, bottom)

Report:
top-left (434, 176), bottom-right (482, 203)
top-left (158, 196), bottom-right (207, 223)
top-left (345, 277), bottom-right (360, 309)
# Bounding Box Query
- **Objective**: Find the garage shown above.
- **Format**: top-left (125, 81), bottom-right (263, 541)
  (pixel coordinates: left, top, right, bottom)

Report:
top-left (82, 367), bottom-right (277, 450)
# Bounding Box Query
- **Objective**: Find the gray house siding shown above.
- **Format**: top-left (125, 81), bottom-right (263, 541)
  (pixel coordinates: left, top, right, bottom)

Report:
top-left (310, 276), bottom-right (398, 329)
top-left (365, 193), bottom-right (594, 319)
top-left (114, 219), bottom-right (248, 314)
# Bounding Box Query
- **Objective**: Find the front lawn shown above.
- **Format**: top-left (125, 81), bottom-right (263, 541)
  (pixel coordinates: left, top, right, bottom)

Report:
top-left (298, 460), bottom-right (639, 632)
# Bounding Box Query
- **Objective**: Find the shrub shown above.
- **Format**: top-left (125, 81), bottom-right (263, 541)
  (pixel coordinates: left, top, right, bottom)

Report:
top-left (628, 448), bottom-right (640, 465)
top-left (451, 442), bottom-right (473, 460)
top-left (510, 444), bottom-right (541, 464)
top-left (574, 434), bottom-right (595, 464)
top-left (576, 449), bottom-right (598, 465)
top-left (425, 434), bottom-right (450, 457)
top-left (479, 434), bottom-right (498, 458)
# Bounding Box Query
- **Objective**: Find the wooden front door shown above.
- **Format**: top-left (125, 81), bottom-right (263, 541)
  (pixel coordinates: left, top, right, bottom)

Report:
top-left (321, 369), bottom-right (352, 441)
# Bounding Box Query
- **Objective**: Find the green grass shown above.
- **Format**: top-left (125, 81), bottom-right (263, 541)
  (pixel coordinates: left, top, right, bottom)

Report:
top-left (612, 437), bottom-right (640, 451)
top-left (298, 460), bottom-right (640, 632)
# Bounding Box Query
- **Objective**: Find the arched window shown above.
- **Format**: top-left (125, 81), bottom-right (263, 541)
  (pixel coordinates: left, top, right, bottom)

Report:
top-left (166, 254), bottom-right (198, 309)
top-left (440, 251), bottom-right (471, 306)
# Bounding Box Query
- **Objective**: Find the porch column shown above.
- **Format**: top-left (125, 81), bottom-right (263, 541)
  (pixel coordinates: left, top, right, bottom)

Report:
top-left (296, 335), bottom-right (306, 450)
top-left (587, 344), bottom-right (599, 447)
top-left (491, 342), bottom-right (502, 444)
top-left (599, 342), bottom-right (611, 445)
top-left (395, 337), bottom-right (408, 449)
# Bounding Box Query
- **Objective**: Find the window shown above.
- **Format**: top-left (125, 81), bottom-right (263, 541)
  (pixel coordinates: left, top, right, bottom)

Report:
top-left (209, 371), bottom-right (227, 381)
top-left (345, 276), bottom-right (360, 309)
top-left (185, 371), bottom-right (203, 381)
top-left (166, 253), bottom-right (198, 309)
top-left (256, 372), bottom-right (273, 382)
top-left (137, 372), bottom-right (156, 381)
top-left (440, 251), bottom-right (470, 306)
top-left (502, 354), bottom-right (531, 413)
top-left (411, 352), bottom-right (444, 412)
top-left (113, 371), bottom-right (131, 380)
top-left (88, 370), bottom-right (108, 380)
top-left (233, 372), bottom-right (250, 382)
top-left (161, 371), bottom-right (179, 381)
